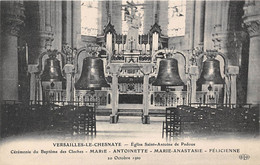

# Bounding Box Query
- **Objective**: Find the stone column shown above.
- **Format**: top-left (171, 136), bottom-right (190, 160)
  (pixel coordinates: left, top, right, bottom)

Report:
top-left (190, 66), bottom-right (199, 103)
top-left (203, 1), bottom-right (215, 50)
top-left (111, 1), bottom-right (122, 33)
top-left (45, 1), bottom-right (52, 32)
top-left (1, 1), bottom-right (25, 100)
top-left (109, 65), bottom-right (120, 123)
top-left (26, 1), bottom-right (54, 64)
top-left (64, 64), bottom-right (74, 102)
top-left (62, 1), bottom-right (72, 45)
top-left (212, 1), bottom-right (243, 66)
top-left (143, 75), bottom-right (149, 113)
top-left (40, 1), bottom-right (53, 51)
top-left (144, 1), bottom-right (155, 34)
top-left (158, 1), bottom-right (168, 35)
top-left (100, 1), bottom-right (108, 35)
top-left (52, 1), bottom-right (62, 50)
top-left (97, 1), bottom-right (103, 35)
top-left (28, 65), bottom-right (39, 103)
top-left (141, 64), bottom-right (153, 124)
top-left (194, 0), bottom-right (205, 47)
top-left (227, 66), bottom-right (239, 104)
top-left (214, 0), bottom-right (222, 32)
top-left (72, 1), bottom-right (81, 48)
top-left (243, 2), bottom-right (260, 104)
top-left (221, 0), bottom-right (230, 32)
top-left (187, 0), bottom-right (196, 49)
top-left (246, 24), bottom-right (260, 104)
top-left (212, 0), bottom-right (227, 52)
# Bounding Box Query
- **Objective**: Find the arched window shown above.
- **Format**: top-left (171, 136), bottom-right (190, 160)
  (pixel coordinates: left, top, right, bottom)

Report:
top-left (81, 1), bottom-right (99, 36)
top-left (121, 0), bottom-right (144, 35)
top-left (168, 0), bottom-right (186, 37)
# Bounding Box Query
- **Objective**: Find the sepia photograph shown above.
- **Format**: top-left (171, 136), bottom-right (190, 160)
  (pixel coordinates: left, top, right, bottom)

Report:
top-left (0, 0), bottom-right (259, 164)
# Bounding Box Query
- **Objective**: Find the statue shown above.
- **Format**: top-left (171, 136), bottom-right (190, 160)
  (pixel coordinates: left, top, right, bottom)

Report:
top-left (125, 7), bottom-right (142, 52)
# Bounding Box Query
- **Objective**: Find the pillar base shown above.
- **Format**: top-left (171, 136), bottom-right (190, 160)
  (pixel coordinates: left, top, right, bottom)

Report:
top-left (110, 114), bottom-right (118, 124)
top-left (142, 115), bottom-right (150, 124)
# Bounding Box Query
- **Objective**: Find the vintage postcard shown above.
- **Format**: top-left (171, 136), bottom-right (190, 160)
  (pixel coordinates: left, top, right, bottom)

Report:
top-left (0, 0), bottom-right (259, 164)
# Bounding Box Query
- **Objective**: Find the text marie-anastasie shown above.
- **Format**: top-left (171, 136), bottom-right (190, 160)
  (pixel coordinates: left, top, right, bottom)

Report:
top-left (9, 141), bottom-right (240, 155)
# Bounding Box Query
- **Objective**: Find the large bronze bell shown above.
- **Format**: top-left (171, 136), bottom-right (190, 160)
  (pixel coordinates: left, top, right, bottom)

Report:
top-left (197, 58), bottom-right (224, 85)
top-left (41, 54), bottom-right (64, 82)
top-left (75, 57), bottom-right (110, 90)
top-left (152, 58), bottom-right (184, 86)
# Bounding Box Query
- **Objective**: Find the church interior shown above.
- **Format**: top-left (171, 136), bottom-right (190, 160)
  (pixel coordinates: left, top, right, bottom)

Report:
top-left (0, 0), bottom-right (259, 139)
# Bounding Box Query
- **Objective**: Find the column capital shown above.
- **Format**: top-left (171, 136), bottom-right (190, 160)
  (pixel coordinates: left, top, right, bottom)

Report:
top-left (212, 31), bottom-right (243, 51)
top-left (64, 64), bottom-right (74, 74)
top-left (212, 31), bottom-right (243, 66)
top-left (243, 1), bottom-right (260, 16)
top-left (28, 64), bottom-right (39, 74)
top-left (39, 31), bottom-right (54, 50)
top-left (1, 1), bottom-right (25, 36)
top-left (189, 66), bottom-right (199, 75)
top-left (107, 64), bottom-right (121, 75)
top-left (140, 64), bottom-right (154, 75)
top-left (243, 20), bottom-right (260, 37)
top-left (243, 1), bottom-right (260, 37)
top-left (227, 66), bottom-right (239, 75)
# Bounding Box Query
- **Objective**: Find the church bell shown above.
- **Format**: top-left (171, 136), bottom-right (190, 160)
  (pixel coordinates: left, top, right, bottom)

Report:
top-left (41, 54), bottom-right (64, 82)
top-left (152, 58), bottom-right (184, 86)
top-left (197, 58), bottom-right (224, 85)
top-left (75, 57), bottom-right (110, 90)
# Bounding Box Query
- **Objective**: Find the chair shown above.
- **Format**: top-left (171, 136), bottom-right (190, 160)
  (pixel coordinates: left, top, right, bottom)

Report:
top-left (72, 106), bottom-right (96, 136)
top-left (162, 107), bottom-right (182, 139)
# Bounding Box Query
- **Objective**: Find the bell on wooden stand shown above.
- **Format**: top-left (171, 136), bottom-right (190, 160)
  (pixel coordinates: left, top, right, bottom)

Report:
top-left (41, 53), bottom-right (64, 82)
top-left (75, 57), bottom-right (110, 91)
top-left (41, 51), bottom-right (65, 102)
top-left (152, 58), bottom-right (184, 87)
top-left (197, 57), bottom-right (225, 103)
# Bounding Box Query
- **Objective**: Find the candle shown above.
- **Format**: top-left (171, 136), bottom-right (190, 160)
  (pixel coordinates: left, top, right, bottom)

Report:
top-left (113, 34), bottom-right (115, 47)
top-left (25, 43), bottom-right (28, 66)
top-left (122, 35), bottom-right (124, 52)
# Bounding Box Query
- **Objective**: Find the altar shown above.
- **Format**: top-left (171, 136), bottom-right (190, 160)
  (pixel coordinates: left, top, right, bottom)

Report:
top-left (27, 1), bottom-right (237, 125)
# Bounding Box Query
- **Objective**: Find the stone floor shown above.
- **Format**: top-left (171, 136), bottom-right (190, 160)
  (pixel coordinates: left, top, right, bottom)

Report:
top-left (95, 116), bottom-right (164, 140)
